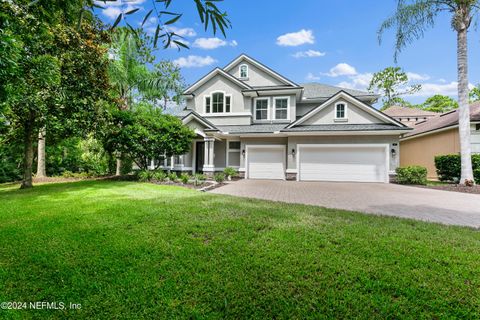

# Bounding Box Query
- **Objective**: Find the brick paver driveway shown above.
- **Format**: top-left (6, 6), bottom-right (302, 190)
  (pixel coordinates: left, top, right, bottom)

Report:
top-left (211, 180), bottom-right (480, 228)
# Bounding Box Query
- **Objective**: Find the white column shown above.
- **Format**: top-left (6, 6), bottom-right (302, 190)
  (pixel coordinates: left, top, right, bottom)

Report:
top-left (203, 137), bottom-right (215, 173)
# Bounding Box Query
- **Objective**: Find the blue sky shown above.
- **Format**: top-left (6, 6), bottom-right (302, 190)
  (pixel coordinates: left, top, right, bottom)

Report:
top-left (96, 0), bottom-right (480, 104)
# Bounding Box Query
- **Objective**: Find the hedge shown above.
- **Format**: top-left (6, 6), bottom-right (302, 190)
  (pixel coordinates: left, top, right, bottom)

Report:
top-left (396, 166), bottom-right (428, 185)
top-left (434, 154), bottom-right (480, 183)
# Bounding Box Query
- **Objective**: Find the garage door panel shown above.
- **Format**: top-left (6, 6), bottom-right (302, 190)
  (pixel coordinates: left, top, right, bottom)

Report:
top-left (248, 147), bottom-right (285, 180)
top-left (299, 146), bottom-right (387, 183)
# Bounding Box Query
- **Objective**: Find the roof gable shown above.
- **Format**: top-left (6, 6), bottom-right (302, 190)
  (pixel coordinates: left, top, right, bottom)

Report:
top-left (223, 54), bottom-right (298, 87)
top-left (183, 68), bottom-right (251, 94)
top-left (287, 91), bottom-right (407, 129)
top-left (182, 111), bottom-right (218, 131)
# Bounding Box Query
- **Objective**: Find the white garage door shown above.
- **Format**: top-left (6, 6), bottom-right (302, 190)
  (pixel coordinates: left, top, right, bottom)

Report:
top-left (298, 145), bottom-right (388, 183)
top-left (247, 146), bottom-right (285, 180)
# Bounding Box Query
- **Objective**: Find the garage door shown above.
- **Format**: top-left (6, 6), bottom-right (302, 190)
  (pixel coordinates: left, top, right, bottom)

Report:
top-left (298, 145), bottom-right (388, 183)
top-left (247, 146), bottom-right (285, 180)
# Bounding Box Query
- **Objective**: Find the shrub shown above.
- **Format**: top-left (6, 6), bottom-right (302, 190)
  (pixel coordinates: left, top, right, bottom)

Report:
top-left (214, 172), bottom-right (225, 183)
top-left (193, 173), bottom-right (207, 186)
top-left (180, 173), bottom-right (190, 184)
top-left (223, 167), bottom-right (238, 180)
top-left (137, 170), bottom-right (151, 182)
top-left (474, 168), bottom-right (480, 185)
top-left (396, 166), bottom-right (428, 185)
top-left (152, 170), bottom-right (167, 182)
top-left (435, 154), bottom-right (480, 183)
top-left (167, 172), bottom-right (178, 182)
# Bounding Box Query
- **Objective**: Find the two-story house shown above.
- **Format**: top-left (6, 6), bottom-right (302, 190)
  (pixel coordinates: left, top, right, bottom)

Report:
top-left (171, 54), bottom-right (411, 183)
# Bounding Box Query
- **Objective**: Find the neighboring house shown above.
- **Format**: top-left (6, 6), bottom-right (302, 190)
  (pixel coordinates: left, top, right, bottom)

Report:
top-left (399, 103), bottom-right (480, 179)
top-left (165, 54), bottom-right (410, 183)
top-left (383, 106), bottom-right (439, 127)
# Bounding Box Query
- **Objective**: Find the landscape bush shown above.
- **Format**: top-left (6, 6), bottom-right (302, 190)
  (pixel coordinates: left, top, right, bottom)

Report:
top-left (167, 172), bottom-right (178, 182)
top-left (214, 172), bottom-right (225, 183)
top-left (193, 173), bottom-right (207, 186)
top-left (223, 167), bottom-right (238, 180)
top-left (152, 170), bottom-right (167, 182)
top-left (137, 170), bottom-right (152, 182)
top-left (435, 154), bottom-right (480, 183)
top-left (180, 173), bottom-right (190, 184)
top-left (396, 166), bottom-right (428, 185)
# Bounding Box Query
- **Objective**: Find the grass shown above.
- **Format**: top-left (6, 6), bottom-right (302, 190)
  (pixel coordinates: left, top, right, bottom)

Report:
top-left (0, 180), bottom-right (479, 319)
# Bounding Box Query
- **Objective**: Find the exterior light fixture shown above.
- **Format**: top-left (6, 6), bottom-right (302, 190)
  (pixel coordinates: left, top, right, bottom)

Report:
top-left (242, 149), bottom-right (245, 157)
top-left (391, 148), bottom-right (396, 157)
top-left (292, 149), bottom-right (296, 157)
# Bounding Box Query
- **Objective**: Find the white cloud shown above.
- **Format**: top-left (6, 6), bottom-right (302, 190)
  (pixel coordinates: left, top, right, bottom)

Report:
top-left (337, 73), bottom-right (373, 91)
top-left (306, 73), bottom-right (321, 81)
top-left (406, 72), bottom-right (430, 81)
top-left (293, 50), bottom-right (326, 58)
top-left (173, 55), bottom-right (217, 68)
top-left (96, 0), bottom-right (146, 20)
top-left (167, 26), bottom-right (197, 37)
top-left (323, 63), bottom-right (357, 77)
top-left (276, 29), bottom-right (315, 47)
top-left (413, 82), bottom-right (475, 97)
top-left (192, 37), bottom-right (237, 49)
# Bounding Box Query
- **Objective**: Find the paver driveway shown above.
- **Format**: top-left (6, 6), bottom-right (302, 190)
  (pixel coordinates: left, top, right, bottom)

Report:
top-left (211, 180), bottom-right (480, 228)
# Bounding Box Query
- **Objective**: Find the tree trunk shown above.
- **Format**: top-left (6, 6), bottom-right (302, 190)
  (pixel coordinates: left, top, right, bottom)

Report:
top-left (36, 127), bottom-right (46, 178)
top-left (20, 113), bottom-right (35, 189)
top-left (457, 28), bottom-right (474, 184)
top-left (116, 156), bottom-right (122, 176)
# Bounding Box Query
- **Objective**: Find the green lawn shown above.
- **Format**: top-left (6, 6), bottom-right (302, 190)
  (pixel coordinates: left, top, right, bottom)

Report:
top-left (0, 181), bottom-right (479, 319)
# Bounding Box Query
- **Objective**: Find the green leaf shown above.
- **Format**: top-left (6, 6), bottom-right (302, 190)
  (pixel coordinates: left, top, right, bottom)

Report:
top-left (142, 9), bottom-right (154, 26)
top-left (111, 13), bottom-right (123, 29)
top-left (153, 25), bottom-right (161, 48)
top-left (164, 14), bottom-right (182, 25)
top-left (125, 8), bottom-right (140, 15)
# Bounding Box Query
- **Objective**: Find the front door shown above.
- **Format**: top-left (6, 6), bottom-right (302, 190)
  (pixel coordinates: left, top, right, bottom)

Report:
top-left (196, 142), bottom-right (205, 173)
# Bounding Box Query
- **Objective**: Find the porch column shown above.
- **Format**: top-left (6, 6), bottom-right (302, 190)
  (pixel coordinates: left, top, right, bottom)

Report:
top-left (203, 137), bottom-right (215, 175)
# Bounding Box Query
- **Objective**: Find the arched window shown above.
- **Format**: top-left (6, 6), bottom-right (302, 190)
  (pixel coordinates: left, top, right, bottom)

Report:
top-left (240, 64), bottom-right (248, 78)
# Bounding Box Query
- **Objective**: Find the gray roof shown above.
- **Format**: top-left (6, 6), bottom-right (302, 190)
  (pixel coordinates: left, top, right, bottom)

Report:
top-left (216, 124), bottom-right (288, 134)
top-left (282, 124), bottom-right (409, 132)
top-left (301, 83), bottom-right (378, 100)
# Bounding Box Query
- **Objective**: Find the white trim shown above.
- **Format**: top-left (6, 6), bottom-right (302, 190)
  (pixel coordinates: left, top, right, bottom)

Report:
top-left (245, 144), bottom-right (286, 180)
top-left (273, 96), bottom-right (290, 121)
top-left (239, 64), bottom-right (249, 79)
top-left (200, 112), bottom-right (251, 118)
top-left (287, 91), bottom-right (404, 128)
top-left (184, 68), bottom-right (250, 94)
top-left (286, 169), bottom-right (298, 174)
top-left (296, 144), bottom-right (389, 183)
top-left (334, 101), bottom-right (348, 120)
top-left (224, 54), bottom-right (298, 87)
top-left (203, 90), bottom-right (233, 114)
top-left (182, 113), bottom-right (216, 130)
top-left (226, 139), bottom-right (241, 168)
top-left (253, 97), bottom-right (270, 121)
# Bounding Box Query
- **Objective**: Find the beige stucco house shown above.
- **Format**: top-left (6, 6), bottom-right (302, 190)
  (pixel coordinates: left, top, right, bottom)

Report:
top-left (390, 103), bottom-right (480, 179)
top-left (163, 55), bottom-right (411, 183)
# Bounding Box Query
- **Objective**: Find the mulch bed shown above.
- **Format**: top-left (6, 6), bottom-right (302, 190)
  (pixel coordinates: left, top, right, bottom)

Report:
top-left (416, 184), bottom-right (480, 195)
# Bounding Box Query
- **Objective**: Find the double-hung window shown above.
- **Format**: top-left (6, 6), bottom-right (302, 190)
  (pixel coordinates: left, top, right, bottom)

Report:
top-left (274, 97), bottom-right (288, 120)
top-left (212, 92), bottom-right (224, 113)
top-left (240, 64), bottom-right (248, 78)
top-left (227, 141), bottom-right (241, 167)
top-left (255, 98), bottom-right (269, 120)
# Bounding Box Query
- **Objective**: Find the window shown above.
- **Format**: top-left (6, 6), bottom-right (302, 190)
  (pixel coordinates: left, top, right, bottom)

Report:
top-left (274, 97), bottom-right (288, 120)
top-left (205, 92), bottom-right (232, 114)
top-left (212, 92), bottom-right (224, 113)
top-left (255, 98), bottom-right (269, 120)
top-left (240, 64), bottom-right (248, 78)
top-left (335, 102), bottom-right (347, 119)
top-left (227, 141), bottom-right (241, 167)
top-left (226, 96), bottom-right (231, 113)
top-left (205, 97), bottom-right (211, 113)
top-left (476, 124), bottom-right (480, 131)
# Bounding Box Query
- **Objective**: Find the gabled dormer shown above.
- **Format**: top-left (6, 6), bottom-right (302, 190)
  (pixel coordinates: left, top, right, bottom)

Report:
top-left (224, 54), bottom-right (299, 88)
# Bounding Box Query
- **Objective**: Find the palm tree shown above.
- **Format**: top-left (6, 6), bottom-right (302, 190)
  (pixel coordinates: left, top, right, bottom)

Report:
top-left (108, 28), bottom-right (152, 175)
top-left (379, 0), bottom-right (479, 184)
